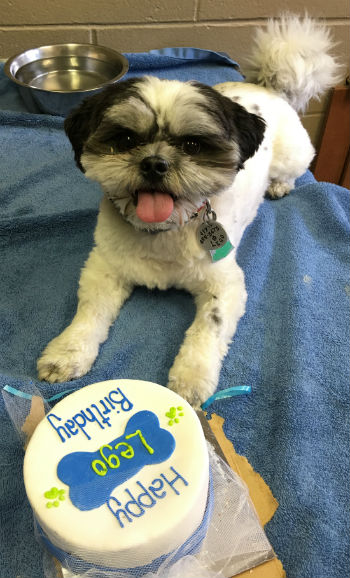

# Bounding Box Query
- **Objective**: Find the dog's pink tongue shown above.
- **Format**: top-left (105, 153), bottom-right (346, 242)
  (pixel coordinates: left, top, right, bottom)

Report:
top-left (136, 191), bottom-right (174, 223)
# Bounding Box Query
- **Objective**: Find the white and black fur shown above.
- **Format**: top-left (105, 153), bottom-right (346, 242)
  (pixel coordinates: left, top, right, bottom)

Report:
top-left (37, 16), bottom-right (341, 407)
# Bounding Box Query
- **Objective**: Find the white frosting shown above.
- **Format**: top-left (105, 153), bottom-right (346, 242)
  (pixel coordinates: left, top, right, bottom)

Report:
top-left (24, 380), bottom-right (209, 568)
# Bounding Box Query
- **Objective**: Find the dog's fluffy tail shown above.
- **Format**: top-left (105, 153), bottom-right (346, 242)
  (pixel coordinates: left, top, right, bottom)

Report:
top-left (245, 14), bottom-right (343, 113)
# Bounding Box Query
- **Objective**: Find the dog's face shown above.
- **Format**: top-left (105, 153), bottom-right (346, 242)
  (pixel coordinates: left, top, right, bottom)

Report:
top-left (65, 76), bottom-right (265, 231)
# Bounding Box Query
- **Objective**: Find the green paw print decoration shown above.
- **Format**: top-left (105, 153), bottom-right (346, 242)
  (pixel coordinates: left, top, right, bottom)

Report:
top-left (44, 487), bottom-right (66, 508)
top-left (166, 406), bottom-right (184, 426)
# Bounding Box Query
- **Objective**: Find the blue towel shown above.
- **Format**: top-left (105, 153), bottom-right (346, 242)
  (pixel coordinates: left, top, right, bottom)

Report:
top-left (0, 48), bottom-right (349, 578)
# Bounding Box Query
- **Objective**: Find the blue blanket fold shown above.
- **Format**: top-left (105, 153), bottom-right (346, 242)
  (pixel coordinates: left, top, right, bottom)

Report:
top-left (0, 48), bottom-right (349, 578)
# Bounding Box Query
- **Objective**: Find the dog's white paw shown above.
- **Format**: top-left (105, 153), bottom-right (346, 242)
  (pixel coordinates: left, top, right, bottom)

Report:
top-left (267, 180), bottom-right (292, 199)
top-left (167, 358), bottom-right (218, 409)
top-left (37, 334), bottom-right (98, 383)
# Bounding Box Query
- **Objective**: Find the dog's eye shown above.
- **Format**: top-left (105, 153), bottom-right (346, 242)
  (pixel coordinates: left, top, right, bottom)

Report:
top-left (182, 139), bottom-right (201, 155)
top-left (115, 132), bottom-right (138, 152)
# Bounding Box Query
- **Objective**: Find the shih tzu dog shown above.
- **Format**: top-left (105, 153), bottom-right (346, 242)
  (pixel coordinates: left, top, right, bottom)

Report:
top-left (37, 16), bottom-right (340, 407)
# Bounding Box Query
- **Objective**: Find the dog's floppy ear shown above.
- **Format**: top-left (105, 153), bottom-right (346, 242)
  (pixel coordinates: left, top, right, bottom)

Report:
top-left (192, 83), bottom-right (266, 169)
top-left (64, 78), bottom-right (143, 172)
top-left (229, 101), bottom-right (266, 167)
top-left (64, 87), bottom-right (119, 172)
top-left (211, 89), bottom-right (266, 166)
top-left (64, 97), bottom-right (100, 172)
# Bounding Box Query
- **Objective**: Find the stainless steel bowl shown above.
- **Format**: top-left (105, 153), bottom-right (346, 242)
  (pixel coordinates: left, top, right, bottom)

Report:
top-left (4, 43), bottom-right (129, 116)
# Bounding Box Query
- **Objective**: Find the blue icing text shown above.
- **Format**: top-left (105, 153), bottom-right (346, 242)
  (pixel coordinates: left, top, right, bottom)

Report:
top-left (107, 467), bottom-right (188, 528)
top-left (57, 411), bottom-right (175, 511)
top-left (47, 388), bottom-right (133, 442)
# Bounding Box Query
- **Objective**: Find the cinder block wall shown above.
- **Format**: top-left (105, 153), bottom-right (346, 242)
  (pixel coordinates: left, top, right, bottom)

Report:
top-left (0, 0), bottom-right (349, 150)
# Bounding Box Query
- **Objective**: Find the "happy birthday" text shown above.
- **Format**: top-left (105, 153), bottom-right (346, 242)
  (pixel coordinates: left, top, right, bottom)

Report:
top-left (47, 388), bottom-right (133, 443)
top-left (107, 466), bottom-right (188, 528)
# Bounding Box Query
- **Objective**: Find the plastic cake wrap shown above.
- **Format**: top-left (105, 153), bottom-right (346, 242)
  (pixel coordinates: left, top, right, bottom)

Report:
top-left (3, 384), bottom-right (274, 578)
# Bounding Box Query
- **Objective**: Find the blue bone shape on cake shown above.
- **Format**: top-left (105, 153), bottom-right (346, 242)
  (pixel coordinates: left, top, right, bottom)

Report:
top-left (57, 410), bottom-right (175, 510)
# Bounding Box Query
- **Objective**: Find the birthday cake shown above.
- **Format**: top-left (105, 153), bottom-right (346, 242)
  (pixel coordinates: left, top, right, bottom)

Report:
top-left (23, 380), bottom-right (210, 572)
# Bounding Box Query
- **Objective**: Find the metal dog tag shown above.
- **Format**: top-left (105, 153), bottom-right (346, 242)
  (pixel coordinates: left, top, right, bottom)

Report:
top-left (196, 201), bottom-right (234, 262)
top-left (197, 220), bottom-right (228, 250)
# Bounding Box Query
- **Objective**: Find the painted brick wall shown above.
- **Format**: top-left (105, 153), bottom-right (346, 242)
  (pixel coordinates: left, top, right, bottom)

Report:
top-left (0, 0), bottom-right (349, 149)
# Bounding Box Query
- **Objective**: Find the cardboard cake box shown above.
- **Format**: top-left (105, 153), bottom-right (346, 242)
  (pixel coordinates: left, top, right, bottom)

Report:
top-left (22, 396), bottom-right (285, 578)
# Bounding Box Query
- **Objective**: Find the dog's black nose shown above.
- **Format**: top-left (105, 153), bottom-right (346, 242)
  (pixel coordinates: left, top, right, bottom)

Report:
top-left (140, 156), bottom-right (169, 178)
